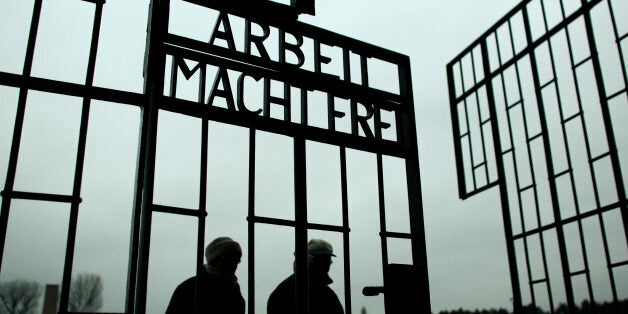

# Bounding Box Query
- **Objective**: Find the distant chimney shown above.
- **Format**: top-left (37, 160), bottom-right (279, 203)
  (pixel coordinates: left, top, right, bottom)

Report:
top-left (42, 284), bottom-right (59, 314)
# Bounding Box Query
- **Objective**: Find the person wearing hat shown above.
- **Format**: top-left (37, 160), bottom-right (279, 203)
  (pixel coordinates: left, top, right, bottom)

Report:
top-left (267, 239), bottom-right (344, 314)
top-left (166, 237), bottom-right (245, 314)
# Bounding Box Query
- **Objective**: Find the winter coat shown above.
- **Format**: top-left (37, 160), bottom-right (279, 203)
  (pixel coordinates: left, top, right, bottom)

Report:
top-left (267, 274), bottom-right (344, 314)
top-left (166, 267), bottom-right (245, 314)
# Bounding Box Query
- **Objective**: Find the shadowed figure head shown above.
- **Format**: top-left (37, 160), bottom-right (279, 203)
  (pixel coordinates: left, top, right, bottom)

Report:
top-left (205, 236), bottom-right (242, 276)
top-left (307, 239), bottom-right (336, 282)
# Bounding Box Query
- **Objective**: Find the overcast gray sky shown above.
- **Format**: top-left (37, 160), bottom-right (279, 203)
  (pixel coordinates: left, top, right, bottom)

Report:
top-left (1, 0), bottom-right (627, 313)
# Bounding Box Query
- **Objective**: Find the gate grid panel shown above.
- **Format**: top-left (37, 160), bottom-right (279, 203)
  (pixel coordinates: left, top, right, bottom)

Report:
top-left (0, 0), bottom-right (430, 313)
top-left (448, 0), bottom-right (628, 313)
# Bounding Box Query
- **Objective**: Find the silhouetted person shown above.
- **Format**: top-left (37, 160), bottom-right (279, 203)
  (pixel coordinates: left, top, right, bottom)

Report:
top-left (267, 239), bottom-right (344, 314)
top-left (166, 237), bottom-right (244, 314)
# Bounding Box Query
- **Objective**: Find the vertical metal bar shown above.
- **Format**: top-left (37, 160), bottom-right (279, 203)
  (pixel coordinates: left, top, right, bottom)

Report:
top-left (458, 62), bottom-right (478, 191)
top-left (127, 102), bottom-right (147, 312)
top-left (339, 146), bottom-right (351, 314)
top-left (170, 57), bottom-right (178, 98)
top-left (300, 88), bottom-right (308, 125)
top-left (470, 50), bottom-right (491, 183)
top-left (328, 93), bottom-right (336, 131)
top-left (521, 6), bottom-right (577, 313)
top-left (135, 0), bottom-right (170, 312)
top-left (492, 19), bottom-right (534, 313)
top-left (294, 137), bottom-right (309, 314)
top-left (0, 0), bottom-right (43, 274)
top-left (58, 2), bottom-right (104, 311)
top-left (375, 153), bottom-right (389, 308)
top-left (606, 0), bottom-right (628, 101)
top-left (195, 118), bottom-right (209, 313)
top-left (447, 63), bottom-right (468, 199)
top-left (360, 55), bottom-right (369, 87)
top-left (506, 14), bottom-right (556, 311)
top-left (580, 0), bottom-right (628, 260)
top-left (550, 4), bottom-right (598, 308)
top-left (580, 0), bottom-right (628, 296)
top-left (248, 128), bottom-right (256, 314)
top-left (479, 40), bottom-right (523, 313)
top-left (398, 57), bottom-right (431, 314)
top-left (343, 49), bottom-right (351, 83)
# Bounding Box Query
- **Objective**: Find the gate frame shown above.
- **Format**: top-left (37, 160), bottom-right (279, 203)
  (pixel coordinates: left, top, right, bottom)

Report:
top-left (0, 0), bottom-right (431, 313)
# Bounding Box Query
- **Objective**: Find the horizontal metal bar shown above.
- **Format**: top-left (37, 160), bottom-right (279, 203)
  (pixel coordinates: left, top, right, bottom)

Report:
top-left (59, 312), bottom-right (122, 314)
top-left (552, 168), bottom-right (572, 179)
top-left (618, 32), bottom-right (628, 43)
top-left (570, 269), bottom-right (588, 277)
top-left (473, 161), bottom-right (487, 170)
top-left (381, 231), bottom-right (412, 239)
top-left (454, 82), bottom-right (490, 105)
top-left (481, 118), bottom-right (492, 126)
top-left (573, 56), bottom-right (592, 69)
top-left (0, 71), bottom-right (145, 106)
top-left (540, 79), bottom-right (556, 90)
top-left (512, 199), bottom-right (628, 240)
top-left (0, 190), bottom-right (80, 204)
top-left (562, 112), bottom-right (582, 124)
top-left (247, 215), bottom-right (296, 227)
top-left (152, 204), bottom-right (205, 217)
top-left (158, 96), bottom-right (407, 157)
top-left (307, 223), bottom-right (349, 233)
top-left (185, 0), bottom-right (298, 21)
top-left (80, 0), bottom-right (106, 4)
top-left (460, 131), bottom-right (470, 138)
top-left (607, 88), bottom-right (626, 101)
top-left (530, 278), bottom-right (548, 285)
top-left (528, 132), bottom-right (543, 142)
top-left (609, 260), bottom-right (628, 268)
top-left (519, 184), bottom-right (535, 193)
top-left (507, 100), bottom-right (523, 110)
top-left (502, 147), bottom-right (514, 155)
top-left (590, 151), bottom-right (611, 164)
top-left (460, 181), bottom-right (500, 200)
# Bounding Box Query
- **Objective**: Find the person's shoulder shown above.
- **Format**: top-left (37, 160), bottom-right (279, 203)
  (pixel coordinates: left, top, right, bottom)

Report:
top-left (174, 275), bottom-right (198, 292)
top-left (270, 274), bottom-right (294, 295)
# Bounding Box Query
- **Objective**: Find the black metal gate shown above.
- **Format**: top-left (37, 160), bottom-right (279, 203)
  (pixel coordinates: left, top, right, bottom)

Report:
top-left (0, 0), bottom-right (429, 313)
top-left (448, 0), bottom-right (627, 313)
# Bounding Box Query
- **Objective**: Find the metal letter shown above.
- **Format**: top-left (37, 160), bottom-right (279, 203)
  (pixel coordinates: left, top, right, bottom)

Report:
top-left (244, 20), bottom-right (271, 60)
top-left (207, 67), bottom-right (236, 110)
top-left (209, 11), bottom-right (236, 51)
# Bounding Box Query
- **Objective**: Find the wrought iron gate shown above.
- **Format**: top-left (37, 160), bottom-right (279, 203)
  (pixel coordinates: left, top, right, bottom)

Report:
top-left (448, 0), bottom-right (628, 313)
top-left (0, 0), bottom-right (429, 313)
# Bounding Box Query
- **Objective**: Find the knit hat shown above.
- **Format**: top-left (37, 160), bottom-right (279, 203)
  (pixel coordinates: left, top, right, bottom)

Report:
top-left (205, 237), bottom-right (242, 265)
top-left (307, 239), bottom-right (336, 256)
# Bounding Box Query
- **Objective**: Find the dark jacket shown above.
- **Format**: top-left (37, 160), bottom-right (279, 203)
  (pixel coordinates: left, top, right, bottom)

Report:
top-left (166, 268), bottom-right (244, 314)
top-left (267, 274), bottom-right (344, 314)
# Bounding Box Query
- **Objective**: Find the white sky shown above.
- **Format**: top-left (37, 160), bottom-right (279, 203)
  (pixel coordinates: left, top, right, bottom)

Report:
top-left (1, 0), bottom-right (627, 313)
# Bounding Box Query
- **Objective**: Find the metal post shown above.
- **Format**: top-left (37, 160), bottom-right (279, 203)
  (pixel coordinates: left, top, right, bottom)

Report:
top-left (399, 57), bottom-right (431, 313)
top-left (134, 0), bottom-right (170, 312)
top-left (521, 6), bottom-right (576, 313)
top-left (0, 0), bottom-right (43, 275)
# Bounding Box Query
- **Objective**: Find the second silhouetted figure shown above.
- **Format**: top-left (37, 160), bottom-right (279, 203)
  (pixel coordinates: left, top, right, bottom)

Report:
top-left (267, 239), bottom-right (344, 314)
